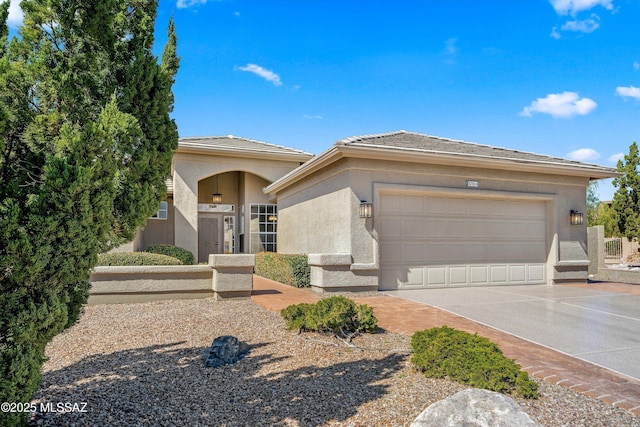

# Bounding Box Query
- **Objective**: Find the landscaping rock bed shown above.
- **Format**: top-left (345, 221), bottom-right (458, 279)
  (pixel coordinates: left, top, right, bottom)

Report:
top-left (31, 299), bottom-right (640, 426)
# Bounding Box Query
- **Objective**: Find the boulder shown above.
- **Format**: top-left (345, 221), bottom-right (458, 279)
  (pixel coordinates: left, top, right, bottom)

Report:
top-left (203, 335), bottom-right (249, 368)
top-left (411, 388), bottom-right (541, 427)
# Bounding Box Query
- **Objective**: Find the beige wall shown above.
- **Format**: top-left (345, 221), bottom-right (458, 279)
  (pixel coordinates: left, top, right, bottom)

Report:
top-left (198, 172), bottom-right (240, 205)
top-left (173, 152), bottom-right (303, 260)
top-left (277, 159), bottom-right (353, 255)
top-left (276, 156), bottom-right (591, 287)
top-left (140, 198), bottom-right (175, 249)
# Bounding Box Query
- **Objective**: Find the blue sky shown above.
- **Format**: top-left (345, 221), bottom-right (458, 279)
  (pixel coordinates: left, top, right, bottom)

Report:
top-left (6, 0), bottom-right (640, 200)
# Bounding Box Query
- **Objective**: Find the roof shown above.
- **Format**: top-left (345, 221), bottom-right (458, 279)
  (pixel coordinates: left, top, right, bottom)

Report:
top-left (177, 135), bottom-right (313, 160)
top-left (265, 130), bottom-right (618, 195)
top-left (336, 130), bottom-right (607, 168)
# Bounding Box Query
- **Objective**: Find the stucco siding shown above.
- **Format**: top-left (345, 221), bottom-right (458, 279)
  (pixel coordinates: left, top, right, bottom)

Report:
top-left (172, 152), bottom-right (305, 260)
top-left (277, 163), bottom-right (353, 255)
top-left (141, 198), bottom-right (175, 249)
top-left (346, 157), bottom-right (588, 252)
top-left (276, 155), bottom-right (591, 288)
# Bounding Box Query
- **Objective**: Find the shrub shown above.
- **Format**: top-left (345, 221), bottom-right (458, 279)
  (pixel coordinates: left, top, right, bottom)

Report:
top-left (411, 326), bottom-right (539, 399)
top-left (281, 296), bottom-right (378, 341)
top-left (146, 244), bottom-right (194, 265)
top-left (255, 252), bottom-right (310, 288)
top-left (97, 252), bottom-right (181, 266)
top-left (287, 255), bottom-right (311, 288)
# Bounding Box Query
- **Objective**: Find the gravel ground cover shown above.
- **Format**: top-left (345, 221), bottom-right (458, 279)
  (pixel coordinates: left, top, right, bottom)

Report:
top-left (31, 298), bottom-right (640, 426)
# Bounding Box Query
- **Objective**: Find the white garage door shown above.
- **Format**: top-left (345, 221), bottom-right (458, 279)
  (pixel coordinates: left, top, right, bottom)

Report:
top-left (379, 193), bottom-right (547, 289)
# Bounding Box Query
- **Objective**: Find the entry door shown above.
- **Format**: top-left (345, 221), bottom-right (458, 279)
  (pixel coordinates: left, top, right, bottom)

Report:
top-left (198, 216), bottom-right (220, 263)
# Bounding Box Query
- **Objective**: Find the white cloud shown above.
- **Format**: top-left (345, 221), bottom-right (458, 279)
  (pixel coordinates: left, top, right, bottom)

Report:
top-left (444, 38), bottom-right (458, 55)
top-left (520, 92), bottom-right (597, 118)
top-left (550, 0), bottom-right (613, 15)
top-left (177, 0), bottom-right (208, 9)
top-left (609, 152), bottom-right (624, 163)
top-left (634, 61), bottom-right (640, 71)
top-left (3, 0), bottom-right (23, 27)
top-left (561, 17), bottom-right (600, 33)
top-left (303, 115), bottom-right (322, 120)
top-left (615, 86), bottom-right (640, 100)
top-left (236, 64), bottom-right (282, 86)
top-left (550, 26), bottom-right (562, 39)
top-left (567, 148), bottom-right (600, 161)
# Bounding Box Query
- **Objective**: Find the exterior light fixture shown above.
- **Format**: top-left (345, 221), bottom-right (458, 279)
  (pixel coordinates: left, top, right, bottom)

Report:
top-left (212, 175), bottom-right (222, 204)
top-left (359, 200), bottom-right (373, 218)
top-left (570, 210), bottom-right (584, 225)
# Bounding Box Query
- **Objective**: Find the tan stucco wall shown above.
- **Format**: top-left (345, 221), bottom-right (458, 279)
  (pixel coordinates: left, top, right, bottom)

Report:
top-left (140, 197), bottom-right (175, 249)
top-left (198, 171), bottom-right (240, 205)
top-left (277, 159), bottom-right (353, 255)
top-left (173, 152), bottom-right (304, 260)
top-left (276, 156), bottom-right (591, 288)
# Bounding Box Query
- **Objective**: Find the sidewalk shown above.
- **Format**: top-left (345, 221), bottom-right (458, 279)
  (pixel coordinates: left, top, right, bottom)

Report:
top-left (251, 276), bottom-right (640, 415)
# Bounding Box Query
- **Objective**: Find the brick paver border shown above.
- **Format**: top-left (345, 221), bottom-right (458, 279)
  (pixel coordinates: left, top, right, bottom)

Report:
top-left (251, 276), bottom-right (640, 415)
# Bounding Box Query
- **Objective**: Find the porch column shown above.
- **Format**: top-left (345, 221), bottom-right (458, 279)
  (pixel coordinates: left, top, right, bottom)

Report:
top-left (173, 167), bottom-right (199, 260)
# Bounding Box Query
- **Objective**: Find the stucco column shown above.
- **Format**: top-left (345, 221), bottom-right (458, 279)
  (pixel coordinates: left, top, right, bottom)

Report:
top-left (173, 167), bottom-right (199, 260)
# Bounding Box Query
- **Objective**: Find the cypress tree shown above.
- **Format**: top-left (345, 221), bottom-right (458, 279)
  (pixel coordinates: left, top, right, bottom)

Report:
top-left (0, 1), bottom-right (178, 425)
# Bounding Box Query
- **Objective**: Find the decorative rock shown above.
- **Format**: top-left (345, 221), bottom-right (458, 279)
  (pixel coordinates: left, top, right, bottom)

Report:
top-left (203, 335), bottom-right (249, 368)
top-left (411, 388), bottom-right (542, 427)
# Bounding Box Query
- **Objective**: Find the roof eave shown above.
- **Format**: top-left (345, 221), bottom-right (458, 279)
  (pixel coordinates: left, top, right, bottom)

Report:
top-left (265, 147), bottom-right (343, 194)
top-left (266, 144), bottom-right (618, 194)
top-left (341, 145), bottom-right (618, 179)
top-left (176, 144), bottom-right (313, 162)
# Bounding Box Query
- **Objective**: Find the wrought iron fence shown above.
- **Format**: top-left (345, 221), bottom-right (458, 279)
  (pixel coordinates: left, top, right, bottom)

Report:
top-left (604, 237), bottom-right (623, 263)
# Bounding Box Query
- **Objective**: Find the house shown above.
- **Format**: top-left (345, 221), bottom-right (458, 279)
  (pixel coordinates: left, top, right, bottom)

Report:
top-left (134, 130), bottom-right (617, 292)
top-left (128, 135), bottom-right (313, 263)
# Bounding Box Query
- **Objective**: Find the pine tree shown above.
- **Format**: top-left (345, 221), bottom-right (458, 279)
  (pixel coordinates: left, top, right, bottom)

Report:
top-left (612, 142), bottom-right (640, 240)
top-left (0, 2), bottom-right (178, 425)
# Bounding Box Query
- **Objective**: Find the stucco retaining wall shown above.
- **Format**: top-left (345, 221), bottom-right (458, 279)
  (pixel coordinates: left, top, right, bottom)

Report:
top-left (592, 268), bottom-right (640, 285)
top-left (89, 255), bottom-right (257, 304)
top-left (89, 265), bottom-right (214, 304)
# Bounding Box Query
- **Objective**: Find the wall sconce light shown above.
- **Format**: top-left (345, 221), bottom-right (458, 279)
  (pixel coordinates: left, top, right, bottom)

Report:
top-left (212, 175), bottom-right (223, 204)
top-left (570, 210), bottom-right (584, 225)
top-left (359, 200), bottom-right (373, 218)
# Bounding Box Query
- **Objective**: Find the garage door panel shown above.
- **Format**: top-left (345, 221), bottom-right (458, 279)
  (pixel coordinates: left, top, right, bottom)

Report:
top-left (402, 243), bottom-right (426, 263)
top-left (427, 267), bottom-right (447, 286)
top-left (379, 193), bottom-right (547, 289)
top-left (470, 266), bottom-right (489, 284)
top-left (380, 218), bottom-right (401, 237)
top-left (449, 267), bottom-right (468, 285)
top-left (404, 219), bottom-right (429, 239)
top-left (490, 265), bottom-right (508, 283)
top-left (403, 195), bottom-right (424, 213)
top-left (529, 265), bottom-right (545, 282)
top-left (509, 265), bottom-right (527, 283)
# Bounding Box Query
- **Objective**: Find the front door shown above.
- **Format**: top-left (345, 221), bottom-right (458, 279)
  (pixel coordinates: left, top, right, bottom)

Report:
top-left (198, 216), bottom-right (219, 263)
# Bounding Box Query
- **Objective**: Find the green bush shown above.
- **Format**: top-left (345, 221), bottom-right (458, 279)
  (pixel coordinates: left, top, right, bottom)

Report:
top-left (255, 252), bottom-right (310, 288)
top-left (281, 296), bottom-right (378, 340)
top-left (287, 255), bottom-right (311, 288)
top-left (97, 252), bottom-right (182, 266)
top-left (146, 244), bottom-right (194, 265)
top-left (411, 326), bottom-right (539, 399)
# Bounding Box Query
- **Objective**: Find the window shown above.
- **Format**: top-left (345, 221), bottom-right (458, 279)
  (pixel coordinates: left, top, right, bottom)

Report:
top-left (224, 216), bottom-right (235, 254)
top-left (151, 201), bottom-right (168, 220)
top-left (250, 204), bottom-right (277, 253)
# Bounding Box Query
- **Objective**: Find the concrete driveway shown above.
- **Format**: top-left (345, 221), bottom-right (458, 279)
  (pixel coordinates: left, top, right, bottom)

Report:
top-left (384, 284), bottom-right (640, 381)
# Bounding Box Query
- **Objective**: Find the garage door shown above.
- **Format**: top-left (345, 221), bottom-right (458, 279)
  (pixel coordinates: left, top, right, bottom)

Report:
top-left (379, 193), bottom-right (547, 289)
